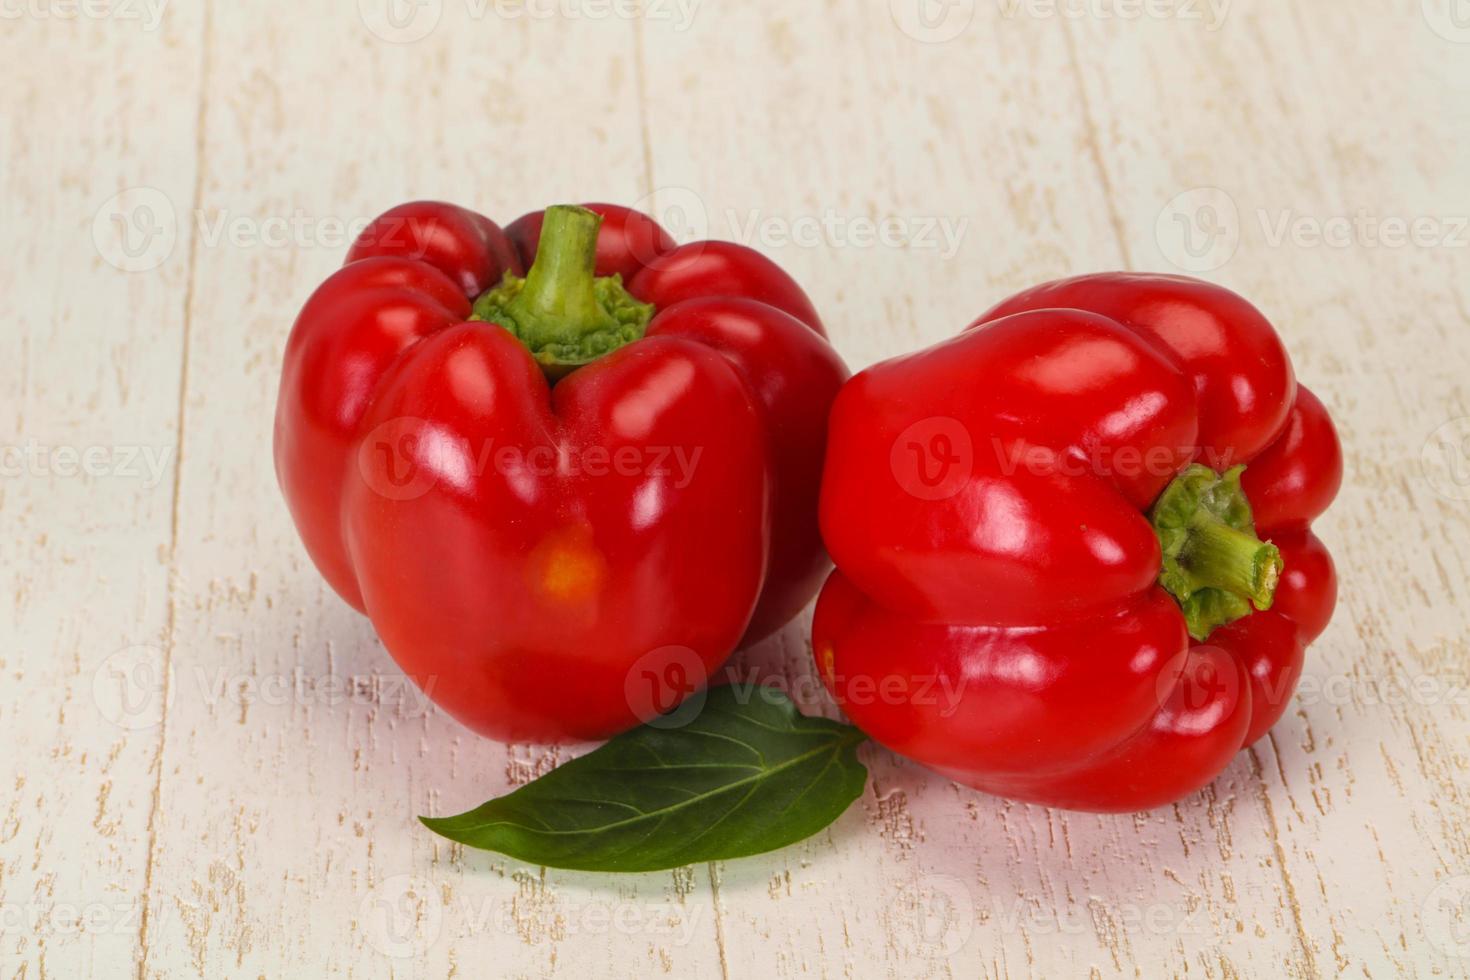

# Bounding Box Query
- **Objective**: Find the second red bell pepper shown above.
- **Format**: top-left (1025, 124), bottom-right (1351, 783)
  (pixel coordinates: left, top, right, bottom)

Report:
top-left (814, 273), bottom-right (1341, 812)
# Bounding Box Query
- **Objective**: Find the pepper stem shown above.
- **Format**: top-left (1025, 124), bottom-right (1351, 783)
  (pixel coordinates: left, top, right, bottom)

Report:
top-left (470, 204), bottom-right (655, 378)
top-left (509, 205), bottom-right (611, 351)
top-left (1151, 464), bottom-right (1283, 640)
top-left (1176, 515), bottom-right (1282, 609)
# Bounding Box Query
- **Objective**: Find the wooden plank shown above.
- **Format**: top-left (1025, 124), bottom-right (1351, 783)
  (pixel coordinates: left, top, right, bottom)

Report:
top-left (0, 7), bottom-right (204, 978)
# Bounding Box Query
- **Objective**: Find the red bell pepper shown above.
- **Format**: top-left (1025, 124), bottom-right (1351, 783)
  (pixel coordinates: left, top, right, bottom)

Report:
top-left (814, 273), bottom-right (1341, 811)
top-left (275, 202), bottom-right (848, 742)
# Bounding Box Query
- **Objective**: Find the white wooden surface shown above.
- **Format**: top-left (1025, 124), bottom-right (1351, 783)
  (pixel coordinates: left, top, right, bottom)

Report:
top-left (4, 1), bottom-right (1469, 976)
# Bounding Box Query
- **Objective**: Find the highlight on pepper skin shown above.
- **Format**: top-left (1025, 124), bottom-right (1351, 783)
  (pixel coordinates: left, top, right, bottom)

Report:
top-left (813, 272), bottom-right (1342, 813)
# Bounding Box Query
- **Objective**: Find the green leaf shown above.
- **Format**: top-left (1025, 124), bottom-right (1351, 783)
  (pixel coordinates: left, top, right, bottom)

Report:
top-left (420, 685), bottom-right (869, 873)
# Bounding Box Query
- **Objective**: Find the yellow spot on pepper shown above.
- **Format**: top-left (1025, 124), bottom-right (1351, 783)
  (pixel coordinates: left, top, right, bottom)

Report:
top-left (817, 644), bottom-right (837, 686)
top-left (530, 525), bottom-right (606, 604)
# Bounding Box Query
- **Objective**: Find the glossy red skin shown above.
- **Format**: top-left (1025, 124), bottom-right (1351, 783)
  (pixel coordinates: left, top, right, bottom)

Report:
top-left (630, 241), bottom-right (827, 336)
top-left (815, 273), bottom-right (1341, 811)
top-left (276, 201), bottom-right (847, 742)
top-left (346, 200), bottom-right (523, 295)
top-left (648, 298), bottom-right (847, 641)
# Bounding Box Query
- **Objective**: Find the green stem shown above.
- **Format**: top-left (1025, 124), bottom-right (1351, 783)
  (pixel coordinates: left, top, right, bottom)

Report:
top-left (1150, 463), bottom-right (1284, 640)
top-left (1177, 516), bottom-right (1282, 610)
top-left (508, 205), bottom-right (611, 352)
top-left (470, 204), bottom-right (655, 377)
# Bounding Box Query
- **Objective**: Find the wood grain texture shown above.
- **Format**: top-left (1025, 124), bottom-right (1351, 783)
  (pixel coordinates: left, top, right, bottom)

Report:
top-left (2, 0), bottom-right (1467, 977)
